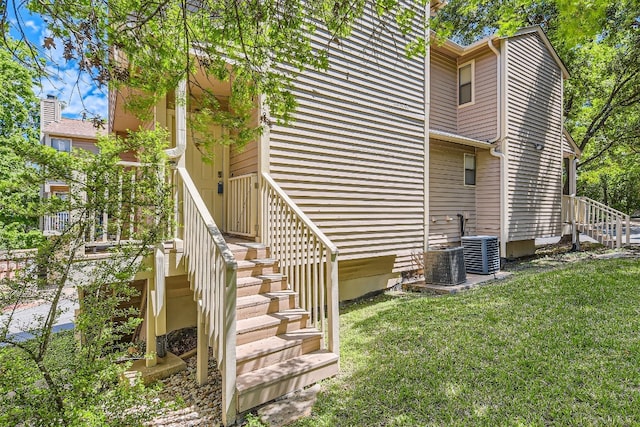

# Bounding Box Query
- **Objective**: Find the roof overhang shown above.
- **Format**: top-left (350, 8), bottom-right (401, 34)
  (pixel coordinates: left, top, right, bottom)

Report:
top-left (430, 129), bottom-right (493, 149)
top-left (513, 26), bottom-right (570, 79)
top-left (563, 128), bottom-right (582, 158)
top-left (430, 32), bottom-right (495, 58)
top-left (43, 131), bottom-right (99, 140)
top-left (431, 26), bottom-right (570, 80)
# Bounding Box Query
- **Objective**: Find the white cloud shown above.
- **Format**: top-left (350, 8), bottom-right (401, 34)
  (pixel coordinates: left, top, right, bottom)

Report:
top-left (35, 51), bottom-right (108, 120)
top-left (26, 24), bottom-right (107, 120)
top-left (24, 20), bottom-right (40, 33)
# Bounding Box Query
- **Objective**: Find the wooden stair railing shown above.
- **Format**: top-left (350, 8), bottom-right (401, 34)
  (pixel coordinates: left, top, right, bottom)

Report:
top-left (227, 173), bottom-right (258, 238)
top-left (563, 195), bottom-right (630, 248)
top-left (260, 173), bottom-right (339, 355)
top-left (175, 167), bottom-right (238, 425)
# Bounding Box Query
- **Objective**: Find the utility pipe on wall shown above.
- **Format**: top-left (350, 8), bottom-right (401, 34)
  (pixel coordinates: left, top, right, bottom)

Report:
top-left (165, 79), bottom-right (187, 162)
top-left (487, 38), bottom-right (509, 257)
top-left (423, 5), bottom-right (431, 253)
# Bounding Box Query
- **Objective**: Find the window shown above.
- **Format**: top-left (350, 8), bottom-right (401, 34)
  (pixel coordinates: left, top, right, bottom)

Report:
top-left (51, 138), bottom-right (71, 152)
top-left (464, 154), bottom-right (476, 186)
top-left (458, 61), bottom-right (474, 106)
top-left (53, 191), bottom-right (69, 201)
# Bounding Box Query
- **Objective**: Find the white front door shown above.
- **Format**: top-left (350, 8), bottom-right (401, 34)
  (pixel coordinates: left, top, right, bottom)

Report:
top-left (185, 126), bottom-right (226, 229)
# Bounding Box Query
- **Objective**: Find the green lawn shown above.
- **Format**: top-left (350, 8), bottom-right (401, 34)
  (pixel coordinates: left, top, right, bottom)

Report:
top-left (295, 258), bottom-right (640, 426)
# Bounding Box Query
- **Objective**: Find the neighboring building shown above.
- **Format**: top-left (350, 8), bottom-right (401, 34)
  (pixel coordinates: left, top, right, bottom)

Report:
top-left (40, 96), bottom-right (105, 235)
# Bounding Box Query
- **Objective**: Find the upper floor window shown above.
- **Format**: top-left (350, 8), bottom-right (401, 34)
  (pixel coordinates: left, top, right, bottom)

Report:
top-left (464, 153), bottom-right (476, 186)
top-left (458, 60), bottom-right (474, 106)
top-left (51, 138), bottom-right (71, 152)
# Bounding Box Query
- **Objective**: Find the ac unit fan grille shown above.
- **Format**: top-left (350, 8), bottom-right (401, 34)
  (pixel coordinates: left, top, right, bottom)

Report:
top-left (461, 236), bottom-right (500, 274)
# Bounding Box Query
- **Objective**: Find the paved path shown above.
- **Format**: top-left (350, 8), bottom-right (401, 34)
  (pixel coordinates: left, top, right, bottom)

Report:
top-left (536, 220), bottom-right (640, 246)
top-left (1, 286), bottom-right (78, 342)
top-left (629, 220), bottom-right (640, 244)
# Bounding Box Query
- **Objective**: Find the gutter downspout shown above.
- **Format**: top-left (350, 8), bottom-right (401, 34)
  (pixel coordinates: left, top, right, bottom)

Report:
top-left (487, 39), bottom-right (509, 258)
top-left (423, 5), bottom-right (431, 253)
top-left (165, 79), bottom-right (187, 161)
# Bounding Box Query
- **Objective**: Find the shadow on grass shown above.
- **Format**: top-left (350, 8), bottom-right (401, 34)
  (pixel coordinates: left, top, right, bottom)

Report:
top-left (295, 258), bottom-right (640, 426)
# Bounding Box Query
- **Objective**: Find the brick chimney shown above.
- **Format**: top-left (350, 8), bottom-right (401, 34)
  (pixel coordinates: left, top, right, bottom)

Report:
top-left (40, 95), bottom-right (61, 129)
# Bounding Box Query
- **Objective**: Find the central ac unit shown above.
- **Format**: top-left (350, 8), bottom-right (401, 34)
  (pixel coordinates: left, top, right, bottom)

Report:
top-left (461, 236), bottom-right (500, 274)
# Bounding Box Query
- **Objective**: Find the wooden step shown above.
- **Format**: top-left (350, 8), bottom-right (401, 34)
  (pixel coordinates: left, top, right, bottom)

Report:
top-left (228, 243), bottom-right (269, 260)
top-left (236, 274), bottom-right (287, 298)
top-left (236, 259), bottom-right (278, 278)
top-left (236, 351), bottom-right (339, 412)
top-left (236, 310), bottom-right (309, 346)
top-left (236, 292), bottom-right (297, 320)
top-left (236, 328), bottom-right (322, 375)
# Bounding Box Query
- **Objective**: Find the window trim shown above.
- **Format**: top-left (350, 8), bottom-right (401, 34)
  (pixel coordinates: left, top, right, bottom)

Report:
top-left (458, 59), bottom-right (475, 108)
top-left (464, 153), bottom-right (476, 186)
top-left (49, 136), bottom-right (72, 153)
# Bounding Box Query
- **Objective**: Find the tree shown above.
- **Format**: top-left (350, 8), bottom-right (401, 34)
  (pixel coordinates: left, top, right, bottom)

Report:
top-left (0, 129), bottom-right (172, 426)
top-left (0, 42), bottom-right (42, 249)
top-left (2, 0), bottom-right (427, 157)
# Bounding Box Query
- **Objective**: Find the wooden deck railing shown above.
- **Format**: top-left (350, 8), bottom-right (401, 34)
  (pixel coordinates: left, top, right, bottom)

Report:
top-left (563, 195), bottom-right (630, 248)
top-left (261, 173), bottom-right (339, 355)
top-left (227, 173), bottom-right (258, 237)
top-left (42, 161), bottom-right (153, 244)
top-left (176, 167), bottom-right (237, 425)
top-left (43, 211), bottom-right (70, 236)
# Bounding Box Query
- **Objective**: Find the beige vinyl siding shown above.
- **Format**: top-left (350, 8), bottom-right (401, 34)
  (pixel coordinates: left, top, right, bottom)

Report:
top-left (230, 141), bottom-right (257, 177)
top-left (269, 6), bottom-right (425, 263)
top-left (506, 33), bottom-right (563, 240)
top-left (338, 255), bottom-right (400, 301)
top-left (475, 149), bottom-right (500, 236)
top-left (428, 140), bottom-right (476, 247)
top-left (430, 50), bottom-right (457, 133)
top-left (71, 138), bottom-right (100, 154)
top-left (229, 103), bottom-right (259, 177)
top-left (457, 51), bottom-right (498, 141)
top-left (562, 132), bottom-right (578, 157)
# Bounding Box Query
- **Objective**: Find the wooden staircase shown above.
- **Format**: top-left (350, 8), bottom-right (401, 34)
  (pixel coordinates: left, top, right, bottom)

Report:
top-left (228, 241), bottom-right (339, 413)
top-left (563, 195), bottom-right (631, 248)
top-left (175, 167), bottom-right (339, 425)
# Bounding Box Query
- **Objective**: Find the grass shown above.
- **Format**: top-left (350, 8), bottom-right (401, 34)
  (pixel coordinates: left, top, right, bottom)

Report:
top-left (294, 258), bottom-right (640, 426)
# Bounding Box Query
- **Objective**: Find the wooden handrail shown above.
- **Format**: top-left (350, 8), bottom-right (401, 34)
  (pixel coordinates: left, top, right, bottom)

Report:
top-left (178, 167), bottom-right (237, 265)
top-left (176, 167), bottom-right (237, 425)
top-left (565, 195), bottom-right (631, 248)
top-left (261, 172), bottom-right (339, 356)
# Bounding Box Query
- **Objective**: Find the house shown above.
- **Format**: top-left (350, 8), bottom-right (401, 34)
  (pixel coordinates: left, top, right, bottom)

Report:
top-left (103, 9), bottom-right (630, 426)
top-left (40, 95), bottom-right (106, 235)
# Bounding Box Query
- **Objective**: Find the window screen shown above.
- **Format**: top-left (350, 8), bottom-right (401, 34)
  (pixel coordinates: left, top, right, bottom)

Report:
top-left (464, 154), bottom-right (476, 186)
top-left (51, 138), bottom-right (71, 152)
top-left (459, 64), bottom-right (473, 105)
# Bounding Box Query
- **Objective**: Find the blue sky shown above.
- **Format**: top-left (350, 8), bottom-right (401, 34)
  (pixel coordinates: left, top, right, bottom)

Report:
top-left (11, 8), bottom-right (108, 120)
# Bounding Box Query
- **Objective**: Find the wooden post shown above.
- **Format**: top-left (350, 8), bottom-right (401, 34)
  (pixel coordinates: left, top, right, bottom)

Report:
top-left (626, 215), bottom-right (631, 245)
top-left (196, 302), bottom-right (208, 385)
top-left (250, 174), bottom-right (259, 238)
top-left (221, 267), bottom-right (238, 426)
top-left (154, 246), bottom-right (167, 337)
top-left (145, 277), bottom-right (157, 368)
top-left (573, 197), bottom-right (580, 251)
top-left (326, 249), bottom-right (339, 356)
top-left (617, 217), bottom-right (622, 248)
